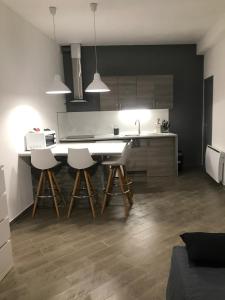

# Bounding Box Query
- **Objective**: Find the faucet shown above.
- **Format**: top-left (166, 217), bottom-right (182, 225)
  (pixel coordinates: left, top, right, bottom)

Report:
top-left (135, 119), bottom-right (141, 135)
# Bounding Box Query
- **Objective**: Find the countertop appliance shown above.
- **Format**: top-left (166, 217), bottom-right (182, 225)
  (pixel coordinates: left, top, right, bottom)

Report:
top-left (25, 130), bottom-right (56, 150)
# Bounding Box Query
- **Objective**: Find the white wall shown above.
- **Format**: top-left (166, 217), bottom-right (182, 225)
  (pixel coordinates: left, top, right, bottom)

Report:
top-left (0, 1), bottom-right (66, 220)
top-left (204, 34), bottom-right (225, 151)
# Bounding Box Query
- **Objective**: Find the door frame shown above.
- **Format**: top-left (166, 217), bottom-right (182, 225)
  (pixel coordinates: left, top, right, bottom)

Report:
top-left (202, 76), bottom-right (213, 166)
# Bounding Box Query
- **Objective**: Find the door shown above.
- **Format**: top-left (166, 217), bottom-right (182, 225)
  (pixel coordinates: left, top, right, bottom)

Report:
top-left (203, 76), bottom-right (213, 164)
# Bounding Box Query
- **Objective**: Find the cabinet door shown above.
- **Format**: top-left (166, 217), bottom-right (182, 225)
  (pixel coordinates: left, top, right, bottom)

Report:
top-left (0, 193), bottom-right (8, 222)
top-left (126, 139), bottom-right (148, 171)
top-left (153, 75), bottom-right (173, 109)
top-left (0, 241), bottom-right (13, 282)
top-left (137, 76), bottom-right (155, 109)
top-left (118, 76), bottom-right (137, 109)
top-left (147, 137), bottom-right (176, 176)
top-left (0, 166), bottom-right (6, 196)
top-left (0, 218), bottom-right (10, 248)
top-left (100, 77), bottom-right (119, 111)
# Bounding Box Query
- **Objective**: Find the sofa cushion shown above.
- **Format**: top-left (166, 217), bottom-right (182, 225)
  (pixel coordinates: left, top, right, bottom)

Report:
top-left (180, 232), bottom-right (225, 267)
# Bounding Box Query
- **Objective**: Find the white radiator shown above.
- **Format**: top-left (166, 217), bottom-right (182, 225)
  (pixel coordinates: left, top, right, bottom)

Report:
top-left (205, 145), bottom-right (224, 183)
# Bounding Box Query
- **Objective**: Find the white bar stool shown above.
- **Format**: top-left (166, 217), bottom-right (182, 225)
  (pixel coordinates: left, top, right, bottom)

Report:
top-left (31, 149), bottom-right (61, 217)
top-left (101, 141), bottom-right (133, 218)
top-left (67, 148), bottom-right (97, 219)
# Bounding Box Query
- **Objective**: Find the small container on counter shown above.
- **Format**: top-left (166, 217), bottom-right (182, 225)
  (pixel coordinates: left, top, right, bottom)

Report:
top-left (113, 126), bottom-right (119, 135)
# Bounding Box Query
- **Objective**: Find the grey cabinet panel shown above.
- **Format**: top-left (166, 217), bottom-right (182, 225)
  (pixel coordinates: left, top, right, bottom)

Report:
top-left (100, 77), bottom-right (119, 111)
top-left (147, 137), bottom-right (176, 176)
top-left (137, 76), bottom-right (155, 109)
top-left (100, 75), bottom-right (173, 110)
top-left (153, 75), bottom-right (173, 109)
top-left (126, 137), bottom-right (177, 176)
top-left (126, 139), bottom-right (148, 171)
top-left (118, 76), bottom-right (137, 109)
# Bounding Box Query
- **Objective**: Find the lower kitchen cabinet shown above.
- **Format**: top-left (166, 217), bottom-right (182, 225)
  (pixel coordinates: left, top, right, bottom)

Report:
top-left (126, 137), bottom-right (177, 176)
top-left (0, 165), bottom-right (13, 281)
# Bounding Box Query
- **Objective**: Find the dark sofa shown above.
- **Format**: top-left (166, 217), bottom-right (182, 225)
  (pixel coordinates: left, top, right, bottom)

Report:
top-left (166, 246), bottom-right (225, 300)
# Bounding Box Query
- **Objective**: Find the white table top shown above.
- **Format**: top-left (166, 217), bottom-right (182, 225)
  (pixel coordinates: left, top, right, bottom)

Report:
top-left (18, 142), bottom-right (127, 157)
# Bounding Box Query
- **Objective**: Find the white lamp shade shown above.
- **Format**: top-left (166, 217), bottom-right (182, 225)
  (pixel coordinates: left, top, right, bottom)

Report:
top-left (85, 73), bottom-right (110, 93)
top-left (46, 74), bottom-right (71, 94)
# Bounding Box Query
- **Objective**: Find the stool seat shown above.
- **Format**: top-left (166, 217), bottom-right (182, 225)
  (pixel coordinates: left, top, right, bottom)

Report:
top-left (101, 156), bottom-right (123, 166)
top-left (31, 149), bottom-right (60, 170)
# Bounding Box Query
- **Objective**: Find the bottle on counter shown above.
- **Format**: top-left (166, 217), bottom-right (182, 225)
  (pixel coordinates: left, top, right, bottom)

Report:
top-left (155, 118), bottom-right (161, 133)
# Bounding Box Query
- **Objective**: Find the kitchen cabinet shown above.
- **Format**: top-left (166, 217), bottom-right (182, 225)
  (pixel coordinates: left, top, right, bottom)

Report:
top-left (137, 76), bottom-right (155, 109)
top-left (0, 166), bottom-right (13, 282)
top-left (100, 75), bottom-right (173, 110)
top-left (153, 75), bottom-right (173, 109)
top-left (100, 77), bottom-right (119, 111)
top-left (147, 137), bottom-right (176, 176)
top-left (118, 76), bottom-right (137, 109)
top-left (126, 137), bottom-right (177, 176)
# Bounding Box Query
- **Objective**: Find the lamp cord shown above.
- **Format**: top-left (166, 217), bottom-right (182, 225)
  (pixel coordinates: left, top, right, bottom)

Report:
top-left (52, 13), bottom-right (56, 42)
top-left (93, 9), bottom-right (98, 73)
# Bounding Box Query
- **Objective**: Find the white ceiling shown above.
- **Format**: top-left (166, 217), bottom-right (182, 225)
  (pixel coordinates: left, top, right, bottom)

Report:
top-left (2, 0), bottom-right (225, 46)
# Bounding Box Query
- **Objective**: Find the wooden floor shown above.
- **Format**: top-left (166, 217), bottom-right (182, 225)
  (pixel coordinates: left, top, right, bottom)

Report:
top-left (1, 170), bottom-right (225, 300)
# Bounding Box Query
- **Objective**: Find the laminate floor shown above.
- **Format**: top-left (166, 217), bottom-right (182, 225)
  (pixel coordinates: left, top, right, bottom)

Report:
top-left (1, 170), bottom-right (225, 300)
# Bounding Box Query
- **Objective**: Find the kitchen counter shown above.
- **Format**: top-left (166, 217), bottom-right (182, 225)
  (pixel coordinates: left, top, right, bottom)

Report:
top-left (18, 142), bottom-right (127, 157)
top-left (59, 132), bottom-right (177, 142)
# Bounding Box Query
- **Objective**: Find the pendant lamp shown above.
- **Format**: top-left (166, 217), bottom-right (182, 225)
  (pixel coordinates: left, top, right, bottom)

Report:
top-left (85, 3), bottom-right (110, 93)
top-left (46, 6), bottom-right (71, 95)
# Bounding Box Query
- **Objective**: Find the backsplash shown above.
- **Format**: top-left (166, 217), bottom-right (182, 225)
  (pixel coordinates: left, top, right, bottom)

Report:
top-left (57, 109), bottom-right (169, 139)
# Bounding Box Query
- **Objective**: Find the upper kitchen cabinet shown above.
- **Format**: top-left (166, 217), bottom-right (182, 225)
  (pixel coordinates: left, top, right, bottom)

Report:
top-left (100, 77), bottom-right (119, 111)
top-left (99, 75), bottom-right (173, 110)
top-left (118, 76), bottom-right (137, 109)
top-left (153, 75), bottom-right (173, 109)
top-left (137, 75), bottom-right (155, 109)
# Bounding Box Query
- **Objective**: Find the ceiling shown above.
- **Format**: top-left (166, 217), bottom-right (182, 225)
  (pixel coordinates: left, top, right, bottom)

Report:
top-left (2, 0), bottom-right (225, 46)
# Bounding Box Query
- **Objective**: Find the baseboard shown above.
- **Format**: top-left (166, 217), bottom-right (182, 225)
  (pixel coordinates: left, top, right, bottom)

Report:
top-left (10, 204), bottom-right (33, 224)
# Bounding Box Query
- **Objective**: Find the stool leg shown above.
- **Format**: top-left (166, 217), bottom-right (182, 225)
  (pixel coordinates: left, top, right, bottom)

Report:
top-left (120, 165), bottom-right (133, 207)
top-left (84, 170), bottom-right (96, 219)
top-left (101, 166), bottom-right (114, 215)
top-left (117, 167), bottom-right (130, 218)
top-left (87, 172), bottom-right (95, 195)
top-left (106, 167), bottom-right (116, 207)
top-left (47, 170), bottom-right (60, 217)
top-left (40, 171), bottom-right (46, 195)
top-left (51, 171), bottom-right (66, 207)
top-left (67, 170), bottom-right (80, 218)
top-left (32, 171), bottom-right (44, 217)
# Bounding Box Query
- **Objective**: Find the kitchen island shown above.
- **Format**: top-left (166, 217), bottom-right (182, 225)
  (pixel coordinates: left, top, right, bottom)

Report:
top-left (58, 132), bottom-right (178, 177)
top-left (18, 135), bottom-right (177, 206)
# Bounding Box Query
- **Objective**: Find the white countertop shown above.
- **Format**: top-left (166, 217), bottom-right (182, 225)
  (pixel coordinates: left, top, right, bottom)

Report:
top-left (19, 142), bottom-right (127, 157)
top-left (60, 131), bottom-right (177, 142)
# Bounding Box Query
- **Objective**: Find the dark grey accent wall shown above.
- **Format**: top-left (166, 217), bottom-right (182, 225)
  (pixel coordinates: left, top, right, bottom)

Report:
top-left (62, 45), bottom-right (204, 168)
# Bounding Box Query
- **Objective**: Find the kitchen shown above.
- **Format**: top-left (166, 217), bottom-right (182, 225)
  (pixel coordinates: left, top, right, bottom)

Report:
top-left (1, 0), bottom-right (225, 299)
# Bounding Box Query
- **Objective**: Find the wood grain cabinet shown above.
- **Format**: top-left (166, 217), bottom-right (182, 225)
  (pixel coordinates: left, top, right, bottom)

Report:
top-left (153, 75), bottom-right (173, 109)
top-left (137, 76), bottom-right (155, 109)
top-left (100, 75), bottom-right (173, 110)
top-left (118, 76), bottom-right (137, 109)
top-left (126, 137), bottom-right (177, 176)
top-left (147, 137), bottom-right (176, 176)
top-left (100, 77), bottom-right (119, 111)
top-left (0, 165), bottom-right (13, 282)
